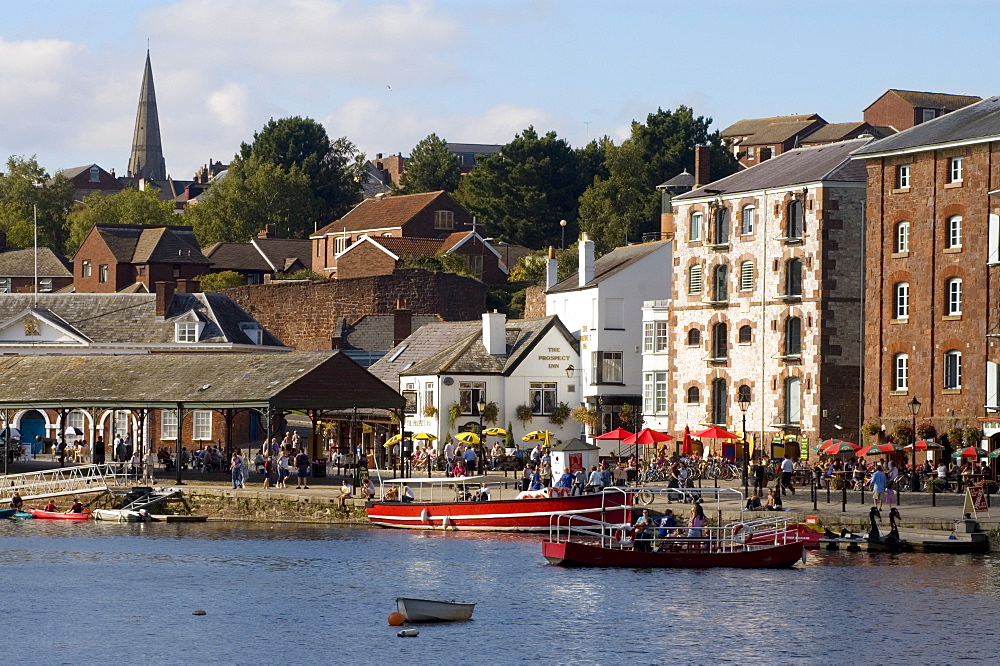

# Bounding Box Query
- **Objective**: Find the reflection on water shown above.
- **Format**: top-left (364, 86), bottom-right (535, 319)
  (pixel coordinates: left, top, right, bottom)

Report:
top-left (1, 520), bottom-right (998, 664)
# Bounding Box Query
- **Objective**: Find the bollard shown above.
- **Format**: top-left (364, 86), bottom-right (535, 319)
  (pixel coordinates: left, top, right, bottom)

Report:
top-left (842, 480), bottom-right (847, 512)
top-left (860, 482), bottom-right (865, 506)
top-left (812, 477), bottom-right (818, 511)
top-left (932, 480), bottom-right (936, 507)
top-left (827, 480), bottom-right (831, 504)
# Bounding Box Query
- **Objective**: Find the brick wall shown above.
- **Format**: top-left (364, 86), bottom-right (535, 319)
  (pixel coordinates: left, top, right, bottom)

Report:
top-left (222, 268), bottom-right (487, 350)
top-left (864, 92), bottom-right (916, 131)
top-left (523, 285), bottom-right (547, 318)
top-left (336, 241), bottom-right (397, 280)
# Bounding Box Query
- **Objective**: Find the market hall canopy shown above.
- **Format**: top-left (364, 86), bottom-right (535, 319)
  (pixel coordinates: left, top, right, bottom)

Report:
top-left (0, 351), bottom-right (405, 412)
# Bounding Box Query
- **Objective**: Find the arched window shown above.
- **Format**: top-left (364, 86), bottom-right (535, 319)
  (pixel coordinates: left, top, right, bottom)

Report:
top-left (737, 384), bottom-right (752, 404)
top-left (784, 377), bottom-right (801, 425)
top-left (689, 212), bottom-right (702, 241)
top-left (738, 325), bottom-right (752, 344)
top-left (713, 264), bottom-right (729, 301)
top-left (946, 278), bottom-right (962, 315)
top-left (712, 323), bottom-right (728, 359)
top-left (944, 350), bottom-right (962, 389)
top-left (740, 261), bottom-right (754, 291)
top-left (711, 378), bottom-right (728, 426)
top-left (946, 215), bottom-right (962, 249)
top-left (714, 208), bottom-right (730, 245)
top-left (786, 258), bottom-right (802, 297)
top-left (687, 328), bottom-right (702, 346)
top-left (893, 353), bottom-right (909, 391)
top-left (741, 205), bottom-right (755, 235)
top-left (686, 386), bottom-right (701, 404)
top-left (894, 282), bottom-right (909, 319)
top-left (787, 200), bottom-right (804, 239)
top-left (785, 317), bottom-right (802, 356)
top-left (895, 221), bottom-right (910, 253)
top-left (688, 265), bottom-right (703, 294)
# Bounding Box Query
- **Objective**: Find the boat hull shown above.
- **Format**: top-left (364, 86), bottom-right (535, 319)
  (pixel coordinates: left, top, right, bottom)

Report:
top-left (93, 509), bottom-right (149, 522)
top-left (367, 493), bottom-right (630, 532)
top-left (0, 508), bottom-right (16, 520)
top-left (396, 597), bottom-right (475, 622)
top-left (29, 509), bottom-right (90, 521)
top-left (542, 539), bottom-right (803, 568)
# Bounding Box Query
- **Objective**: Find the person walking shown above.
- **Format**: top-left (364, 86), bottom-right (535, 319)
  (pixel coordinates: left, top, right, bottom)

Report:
top-left (231, 450), bottom-right (244, 489)
top-left (129, 451), bottom-right (141, 481)
top-left (870, 463), bottom-right (888, 511)
top-left (276, 451), bottom-right (290, 489)
top-left (780, 454), bottom-right (796, 496)
top-left (143, 448), bottom-right (157, 485)
top-left (295, 448), bottom-right (311, 489)
top-left (93, 436), bottom-right (106, 465)
top-left (262, 454), bottom-right (273, 489)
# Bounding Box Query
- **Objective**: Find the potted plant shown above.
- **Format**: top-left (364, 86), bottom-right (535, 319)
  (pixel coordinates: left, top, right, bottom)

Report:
top-left (947, 427), bottom-right (964, 448)
top-left (571, 406), bottom-right (599, 429)
top-left (515, 404), bottom-right (533, 426)
top-left (619, 403), bottom-right (634, 425)
top-left (860, 421), bottom-right (881, 440)
top-left (447, 403), bottom-right (461, 430)
top-left (505, 420), bottom-right (516, 454)
top-left (548, 402), bottom-right (571, 426)
top-left (422, 405), bottom-right (438, 419)
top-left (915, 422), bottom-right (936, 441)
top-left (890, 421), bottom-right (914, 447)
top-left (481, 401), bottom-right (500, 425)
top-left (963, 426), bottom-right (982, 448)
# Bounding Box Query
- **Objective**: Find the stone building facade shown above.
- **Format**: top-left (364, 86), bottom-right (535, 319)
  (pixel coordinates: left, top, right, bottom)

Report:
top-left (665, 139), bottom-right (869, 455)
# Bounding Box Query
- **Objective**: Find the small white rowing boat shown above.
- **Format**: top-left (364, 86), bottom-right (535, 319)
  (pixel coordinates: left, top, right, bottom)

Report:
top-left (93, 509), bottom-right (151, 523)
top-left (396, 597), bottom-right (475, 622)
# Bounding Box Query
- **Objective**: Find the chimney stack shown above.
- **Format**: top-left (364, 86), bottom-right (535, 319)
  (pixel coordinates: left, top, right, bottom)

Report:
top-left (393, 298), bottom-right (413, 347)
top-left (578, 234), bottom-right (595, 287)
top-left (660, 190), bottom-right (675, 239)
top-left (545, 246), bottom-right (559, 290)
top-left (258, 224), bottom-right (276, 239)
top-left (154, 281), bottom-right (175, 318)
top-left (482, 310), bottom-right (506, 356)
top-left (694, 145), bottom-right (712, 188)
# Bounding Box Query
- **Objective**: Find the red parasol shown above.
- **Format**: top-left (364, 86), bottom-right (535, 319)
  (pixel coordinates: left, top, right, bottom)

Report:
top-left (681, 426), bottom-right (693, 455)
top-left (856, 443), bottom-right (901, 456)
top-left (904, 440), bottom-right (943, 451)
top-left (622, 428), bottom-right (674, 446)
top-left (818, 439), bottom-right (860, 455)
top-left (594, 427), bottom-right (635, 441)
top-left (952, 446), bottom-right (983, 458)
top-left (693, 426), bottom-right (740, 440)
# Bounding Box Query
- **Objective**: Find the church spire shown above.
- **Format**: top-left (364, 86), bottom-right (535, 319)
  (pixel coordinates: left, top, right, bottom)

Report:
top-left (127, 50), bottom-right (167, 181)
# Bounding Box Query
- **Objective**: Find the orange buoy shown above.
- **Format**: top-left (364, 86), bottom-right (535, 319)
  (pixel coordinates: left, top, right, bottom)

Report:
top-left (388, 611), bottom-right (405, 626)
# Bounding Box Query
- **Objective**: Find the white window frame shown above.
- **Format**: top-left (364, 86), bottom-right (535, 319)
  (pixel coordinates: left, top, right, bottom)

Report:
top-left (530, 382), bottom-right (557, 416)
top-left (459, 381), bottom-right (486, 415)
top-left (434, 210), bottom-right (455, 230)
top-left (688, 265), bottom-right (703, 294)
top-left (893, 353), bottom-right (909, 391)
top-left (946, 215), bottom-right (962, 248)
top-left (946, 278), bottom-right (962, 315)
top-left (741, 205), bottom-right (755, 235)
top-left (98, 264), bottom-right (109, 283)
top-left (82, 260), bottom-right (92, 278)
top-left (67, 411), bottom-right (86, 433)
top-left (922, 109), bottom-right (937, 123)
top-left (193, 410), bottom-right (212, 440)
top-left (424, 382), bottom-right (434, 411)
top-left (161, 409), bottom-right (178, 440)
top-left (176, 322), bottom-right (199, 343)
top-left (39, 278), bottom-right (53, 293)
top-left (594, 351), bottom-right (623, 384)
top-left (334, 236), bottom-right (350, 254)
top-left (114, 410), bottom-right (130, 439)
top-left (644, 321), bottom-right (667, 353)
top-left (240, 323), bottom-right (263, 345)
top-left (0, 278), bottom-right (9, 294)
top-left (689, 212), bottom-right (702, 241)
top-left (949, 157), bottom-right (963, 183)
top-left (894, 282), bottom-right (909, 320)
top-left (740, 261), bottom-right (754, 291)
top-left (746, 146), bottom-right (755, 160)
top-left (784, 377), bottom-right (801, 425)
top-left (896, 221), bottom-right (910, 253)
top-left (944, 350), bottom-right (962, 389)
top-left (897, 165), bottom-right (911, 189)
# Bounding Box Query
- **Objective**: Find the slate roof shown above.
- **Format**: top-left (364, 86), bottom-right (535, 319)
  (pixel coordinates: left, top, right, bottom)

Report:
top-left (720, 114), bottom-right (824, 138)
top-left (342, 314), bottom-right (442, 353)
top-left (253, 238), bottom-right (311, 272)
top-left (0, 351), bottom-right (404, 411)
top-left (546, 240), bottom-right (671, 294)
top-left (852, 96), bottom-right (1000, 157)
top-left (89, 224), bottom-right (209, 265)
top-left (0, 293), bottom-right (285, 348)
top-left (676, 138), bottom-right (871, 200)
top-left (399, 316), bottom-right (578, 377)
top-left (312, 191), bottom-right (456, 237)
top-left (203, 242), bottom-right (271, 271)
top-left (740, 120), bottom-right (822, 145)
top-left (866, 89), bottom-right (982, 113)
top-left (0, 247), bottom-right (73, 277)
top-left (369, 320), bottom-right (482, 385)
top-left (203, 238), bottom-right (311, 273)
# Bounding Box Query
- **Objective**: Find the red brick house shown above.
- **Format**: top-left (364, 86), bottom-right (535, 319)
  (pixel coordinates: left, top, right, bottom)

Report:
top-left (863, 89), bottom-right (981, 132)
top-left (720, 114), bottom-right (827, 167)
top-left (0, 232), bottom-right (73, 294)
top-left (73, 224), bottom-right (212, 293)
top-left (853, 96), bottom-right (1000, 449)
top-left (58, 164), bottom-right (124, 203)
top-left (309, 190), bottom-right (508, 283)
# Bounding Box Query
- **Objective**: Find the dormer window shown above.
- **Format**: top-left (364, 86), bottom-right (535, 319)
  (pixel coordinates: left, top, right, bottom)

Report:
top-left (240, 322), bottom-right (263, 345)
top-left (434, 210), bottom-right (454, 230)
top-left (39, 278), bottom-right (52, 292)
top-left (0, 278), bottom-right (9, 294)
top-left (89, 166), bottom-right (100, 183)
top-left (176, 322), bottom-right (202, 343)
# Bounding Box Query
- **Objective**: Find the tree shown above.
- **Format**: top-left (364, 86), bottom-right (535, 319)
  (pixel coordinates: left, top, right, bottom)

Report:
top-left (0, 155), bottom-right (75, 254)
top-left (64, 187), bottom-right (177, 255)
top-left (238, 117), bottom-right (366, 223)
top-left (198, 270), bottom-right (246, 291)
top-left (187, 156), bottom-right (317, 246)
top-left (455, 127), bottom-right (584, 248)
top-left (393, 133), bottom-right (462, 195)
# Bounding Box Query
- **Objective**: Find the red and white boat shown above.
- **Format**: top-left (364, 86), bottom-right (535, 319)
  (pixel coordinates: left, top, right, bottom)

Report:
top-left (29, 509), bottom-right (90, 521)
top-left (366, 477), bottom-right (632, 532)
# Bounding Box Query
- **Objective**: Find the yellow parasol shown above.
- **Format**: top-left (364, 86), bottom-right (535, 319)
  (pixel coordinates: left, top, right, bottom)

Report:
top-left (482, 427), bottom-right (507, 437)
top-left (522, 430), bottom-right (553, 442)
top-left (412, 432), bottom-right (438, 441)
top-left (455, 432), bottom-right (481, 445)
top-left (384, 433), bottom-right (410, 448)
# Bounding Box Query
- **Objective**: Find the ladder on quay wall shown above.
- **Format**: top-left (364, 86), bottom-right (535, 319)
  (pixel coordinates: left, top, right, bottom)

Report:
top-left (121, 489), bottom-right (183, 512)
top-left (0, 464), bottom-right (129, 502)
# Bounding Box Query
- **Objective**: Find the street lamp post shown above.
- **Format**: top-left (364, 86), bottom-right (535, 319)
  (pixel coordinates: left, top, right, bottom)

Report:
top-left (477, 399), bottom-right (486, 475)
top-left (908, 397), bottom-right (921, 491)
top-left (737, 394), bottom-right (751, 496)
top-left (560, 219), bottom-right (567, 250)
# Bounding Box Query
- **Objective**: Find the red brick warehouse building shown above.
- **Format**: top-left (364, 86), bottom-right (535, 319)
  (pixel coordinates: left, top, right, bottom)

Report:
top-left (853, 96), bottom-right (1000, 449)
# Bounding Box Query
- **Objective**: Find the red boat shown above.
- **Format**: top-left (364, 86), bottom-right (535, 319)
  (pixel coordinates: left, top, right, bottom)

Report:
top-left (366, 478), bottom-right (631, 532)
top-left (733, 520), bottom-right (823, 549)
top-left (29, 509), bottom-right (90, 521)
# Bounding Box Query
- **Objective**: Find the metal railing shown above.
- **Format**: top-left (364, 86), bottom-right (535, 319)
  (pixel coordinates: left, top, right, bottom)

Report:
top-left (1, 464), bottom-right (130, 502)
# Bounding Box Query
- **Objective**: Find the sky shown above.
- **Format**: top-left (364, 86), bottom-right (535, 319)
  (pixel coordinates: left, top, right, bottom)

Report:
top-left (0, 0), bottom-right (995, 182)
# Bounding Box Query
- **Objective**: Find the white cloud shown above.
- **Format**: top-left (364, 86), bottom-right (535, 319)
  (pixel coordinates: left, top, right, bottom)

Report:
top-left (207, 83), bottom-right (251, 129)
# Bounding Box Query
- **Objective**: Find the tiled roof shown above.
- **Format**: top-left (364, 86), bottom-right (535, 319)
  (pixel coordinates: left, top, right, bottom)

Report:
top-left (720, 114), bottom-right (823, 138)
top-left (368, 320), bottom-right (481, 385)
top-left (203, 242), bottom-right (272, 271)
top-left (676, 138), bottom-right (871, 200)
top-left (852, 97), bottom-right (1000, 157)
top-left (253, 238), bottom-right (311, 272)
top-left (880, 89), bottom-right (981, 112)
top-left (0, 293), bottom-right (285, 347)
top-left (0, 247), bottom-right (73, 277)
top-left (344, 314), bottom-right (442, 353)
top-left (312, 191), bottom-right (453, 236)
top-left (440, 231), bottom-right (472, 252)
top-left (740, 120), bottom-right (823, 145)
top-left (800, 122), bottom-right (895, 144)
top-left (370, 236), bottom-right (445, 257)
top-left (547, 240), bottom-right (671, 294)
top-left (90, 224), bottom-right (208, 265)
top-left (0, 351), bottom-right (405, 411)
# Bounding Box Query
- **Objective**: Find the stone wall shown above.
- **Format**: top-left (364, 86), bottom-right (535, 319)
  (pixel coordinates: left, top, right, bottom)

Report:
top-left (523, 285), bottom-right (547, 319)
top-left (222, 268), bottom-right (487, 350)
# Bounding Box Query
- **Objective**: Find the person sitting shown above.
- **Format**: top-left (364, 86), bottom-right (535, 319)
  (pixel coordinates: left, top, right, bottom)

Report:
top-left (363, 478), bottom-right (376, 501)
top-left (337, 480), bottom-right (352, 509)
top-left (43, 500), bottom-right (57, 512)
top-left (631, 509), bottom-right (654, 551)
top-left (657, 509), bottom-right (678, 539)
top-left (67, 498), bottom-right (84, 514)
top-left (9, 493), bottom-right (23, 511)
top-left (473, 483), bottom-right (491, 502)
top-left (745, 493), bottom-right (763, 511)
top-left (763, 488), bottom-right (783, 511)
top-left (401, 485), bottom-right (415, 503)
top-left (529, 467), bottom-right (543, 491)
top-left (453, 460), bottom-right (467, 478)
top-left (383, 485), bottom-right (400, 502)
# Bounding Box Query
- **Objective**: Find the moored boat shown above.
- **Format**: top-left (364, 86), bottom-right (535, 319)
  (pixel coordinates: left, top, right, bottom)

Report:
top-left (366, 477), bottom-right (631, 532)
top-left (29, 509), bottom-right (90, 521)
top-left (396, 597), bottom-right (475, 622)
top-left (93, 509), bottom-right (151, 522)
top-left (0, 508), bottom-right (16, 520)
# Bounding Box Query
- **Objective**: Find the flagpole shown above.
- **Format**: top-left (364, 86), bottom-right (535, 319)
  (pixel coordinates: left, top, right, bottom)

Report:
top-left (33, 203), bottom-right (38, 306)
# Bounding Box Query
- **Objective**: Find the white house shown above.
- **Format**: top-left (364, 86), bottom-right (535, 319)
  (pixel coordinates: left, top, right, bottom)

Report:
top-left (544, 235), bottom-right (672, 442)
top-left (640, 299), bottom-right (671, 433)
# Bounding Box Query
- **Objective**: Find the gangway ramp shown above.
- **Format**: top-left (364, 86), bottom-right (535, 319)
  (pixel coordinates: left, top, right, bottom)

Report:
top-left (1, 464), bottom-right (129, 502)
